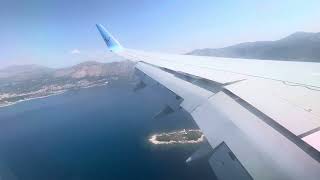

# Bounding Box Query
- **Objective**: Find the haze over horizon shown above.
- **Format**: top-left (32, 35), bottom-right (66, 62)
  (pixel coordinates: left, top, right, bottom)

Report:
top-left (1, 0), bottom-right (319, 68)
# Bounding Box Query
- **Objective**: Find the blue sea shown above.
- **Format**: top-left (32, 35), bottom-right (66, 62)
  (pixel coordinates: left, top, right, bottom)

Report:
top-left (0, 80), bottom-right (216, 180)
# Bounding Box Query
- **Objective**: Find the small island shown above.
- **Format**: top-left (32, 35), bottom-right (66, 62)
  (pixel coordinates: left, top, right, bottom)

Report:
top-left (149, 129), bottom-right (204, 145)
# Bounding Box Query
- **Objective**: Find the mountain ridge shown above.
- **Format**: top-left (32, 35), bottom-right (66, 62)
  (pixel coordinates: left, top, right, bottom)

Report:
top-left (187, 32), bottom-right (320, 62)
top-left (0, 60), bottom-right (135, 82)
top-left (0, 60), bottom-right (136, 107)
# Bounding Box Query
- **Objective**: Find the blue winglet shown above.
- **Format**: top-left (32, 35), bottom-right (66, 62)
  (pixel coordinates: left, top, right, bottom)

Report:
top-left (96, 24), bottom-right (123, 52)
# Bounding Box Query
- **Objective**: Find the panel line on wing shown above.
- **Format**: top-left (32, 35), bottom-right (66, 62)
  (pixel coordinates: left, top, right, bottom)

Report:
top-left (298, 127), bottom-right (320, 138)
top-left (222, 89), bottom-right (320, 162)
top-left (124, 49), bottom-right (320, 89)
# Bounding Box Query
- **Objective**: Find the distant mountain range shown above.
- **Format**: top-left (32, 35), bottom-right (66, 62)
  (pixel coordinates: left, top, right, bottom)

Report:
top-left (0, 61), bottom-right (135, 83)
top-left (188, 32), bottom-right (320, 62)
top-left (0, 61), bottom-right (135, 107)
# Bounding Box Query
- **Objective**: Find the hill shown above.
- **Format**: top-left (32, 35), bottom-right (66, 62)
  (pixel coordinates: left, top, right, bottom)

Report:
top-left (188, 32), bottom-right (320, 62)
top-left (0, 60), bottom-right (135, 107)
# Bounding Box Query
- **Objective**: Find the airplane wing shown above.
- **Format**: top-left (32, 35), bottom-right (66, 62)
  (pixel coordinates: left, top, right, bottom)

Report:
top-left (96, 24), bottom-right (320, 180)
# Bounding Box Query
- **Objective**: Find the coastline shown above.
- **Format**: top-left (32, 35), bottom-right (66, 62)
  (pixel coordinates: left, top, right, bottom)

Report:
top-left (0, 82), bottom-right (108, 108)
top-left (0, 90), bottom-right (67, 108)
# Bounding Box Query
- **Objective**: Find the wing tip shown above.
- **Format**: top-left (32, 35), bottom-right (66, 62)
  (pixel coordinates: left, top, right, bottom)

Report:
top-left (96, 24), bottom-right (123, 52)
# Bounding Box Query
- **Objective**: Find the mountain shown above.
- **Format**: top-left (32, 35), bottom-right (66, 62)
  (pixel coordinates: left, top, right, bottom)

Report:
top-left (0, 61), bottom-right (134, 82)
top-left (187, 32), bottom-right (320, 62)
top-left (53, 61), bottom-right (135, 79)
top-left (0, 60), bottom-right (136, 107)
top-left (0, 64), bottom-right (53, 80)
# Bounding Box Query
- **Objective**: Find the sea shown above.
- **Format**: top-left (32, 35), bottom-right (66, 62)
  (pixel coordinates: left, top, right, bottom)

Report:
top-left (0, 80), bottom-right (217, 180)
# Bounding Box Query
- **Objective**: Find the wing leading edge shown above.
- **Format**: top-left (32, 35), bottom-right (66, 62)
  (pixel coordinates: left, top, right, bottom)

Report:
top-left (96, 24), bottom-right (320, 180)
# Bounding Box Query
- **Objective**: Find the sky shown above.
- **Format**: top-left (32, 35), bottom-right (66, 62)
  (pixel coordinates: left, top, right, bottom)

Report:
top-left (0, 0), bottom-right (319, 68)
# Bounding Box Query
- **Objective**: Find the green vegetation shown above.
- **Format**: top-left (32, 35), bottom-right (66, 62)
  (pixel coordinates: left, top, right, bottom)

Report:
top-left (155, 130), bottom-right (203, 143)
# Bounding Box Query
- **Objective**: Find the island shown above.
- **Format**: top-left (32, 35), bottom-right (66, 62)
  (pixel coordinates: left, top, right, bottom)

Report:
top-left (149, 129), bottom-right (204, 145)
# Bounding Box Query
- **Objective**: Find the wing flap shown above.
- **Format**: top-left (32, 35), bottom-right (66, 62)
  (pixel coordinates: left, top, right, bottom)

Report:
top-left (192, 91), bottom-right (320, 180)
top-left (225, 78), bottom-right (320, 136)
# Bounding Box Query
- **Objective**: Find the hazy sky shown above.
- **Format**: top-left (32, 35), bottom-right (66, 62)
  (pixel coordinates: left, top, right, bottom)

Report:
top-left (1, 0), bottom-right (319, 68)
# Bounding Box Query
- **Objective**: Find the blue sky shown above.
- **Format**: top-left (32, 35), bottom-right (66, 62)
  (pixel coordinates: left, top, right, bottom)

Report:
top-left (1, 0), bottom-right (319, 68)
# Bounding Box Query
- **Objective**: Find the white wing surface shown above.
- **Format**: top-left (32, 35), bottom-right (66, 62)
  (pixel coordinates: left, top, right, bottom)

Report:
top-left (96, 24), bottom-right (320, 180)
